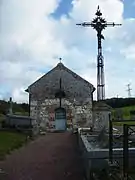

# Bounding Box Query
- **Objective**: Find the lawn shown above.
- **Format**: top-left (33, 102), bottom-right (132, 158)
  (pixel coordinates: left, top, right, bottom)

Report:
top-left (0, 131), bottom-right (26, 160)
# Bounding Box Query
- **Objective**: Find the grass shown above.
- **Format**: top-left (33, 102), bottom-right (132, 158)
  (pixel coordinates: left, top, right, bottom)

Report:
top-left (112, 105), bottom-right (135, 120)
top-left (113, 121), bottom-right (135, 126)
top-left (0, 131), bottom-right (26, 160)
top-left (111, 105), bottom-right (135, 126)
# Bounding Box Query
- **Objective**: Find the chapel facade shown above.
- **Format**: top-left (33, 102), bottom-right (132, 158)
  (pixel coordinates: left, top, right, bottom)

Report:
top-left (26, 62), bottom-right (95, 131)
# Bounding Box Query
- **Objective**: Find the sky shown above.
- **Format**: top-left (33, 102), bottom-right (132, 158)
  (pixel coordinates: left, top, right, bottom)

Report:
top-left (0, 0), bottom-right (135, 103)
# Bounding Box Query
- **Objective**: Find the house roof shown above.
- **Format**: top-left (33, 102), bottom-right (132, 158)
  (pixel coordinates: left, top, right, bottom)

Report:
top-left (25, 62), bottom-right (95, 93)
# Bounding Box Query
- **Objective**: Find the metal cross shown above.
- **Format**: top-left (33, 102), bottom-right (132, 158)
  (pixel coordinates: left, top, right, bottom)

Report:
top-left (76, 5), bottom-right (122, 101)
top-left (59, 57), bottom-right (62, 63)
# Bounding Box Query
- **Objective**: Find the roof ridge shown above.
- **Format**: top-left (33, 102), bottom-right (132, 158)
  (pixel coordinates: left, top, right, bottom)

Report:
top-left (25, 62), bottom-right (95, 92)
top-left (59, 63), bottom-right (94, 88)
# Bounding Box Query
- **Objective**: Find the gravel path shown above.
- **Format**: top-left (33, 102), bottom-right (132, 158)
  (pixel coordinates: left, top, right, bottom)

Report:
top-left (0, 132), bottom-right (84, 180)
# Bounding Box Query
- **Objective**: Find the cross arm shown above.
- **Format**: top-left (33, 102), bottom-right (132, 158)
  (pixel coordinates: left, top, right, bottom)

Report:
top-left (106, 22), bottom-right (122, 27)
top-left (76, 22), bottom-right (122, 27)
top-left (76, 22), bottom-right (92, 27)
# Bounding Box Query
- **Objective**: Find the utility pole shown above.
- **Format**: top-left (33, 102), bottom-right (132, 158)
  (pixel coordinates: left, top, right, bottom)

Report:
top-left (76, 6), bottom-right (121, 101)
top-left (126, 83), bottom-right (132, 98)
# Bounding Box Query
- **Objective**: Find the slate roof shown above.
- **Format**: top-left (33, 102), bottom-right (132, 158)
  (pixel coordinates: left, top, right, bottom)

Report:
top-left (25, 62), bottom-right (95, 93)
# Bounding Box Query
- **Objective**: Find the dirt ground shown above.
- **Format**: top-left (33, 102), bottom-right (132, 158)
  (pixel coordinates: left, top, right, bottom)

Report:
top-left (0, 132), bottom-right (84, 180)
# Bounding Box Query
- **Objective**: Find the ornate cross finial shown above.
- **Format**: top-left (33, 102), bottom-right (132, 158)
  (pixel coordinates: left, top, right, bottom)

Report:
top-left (96, 5), bottom-right (102, 16)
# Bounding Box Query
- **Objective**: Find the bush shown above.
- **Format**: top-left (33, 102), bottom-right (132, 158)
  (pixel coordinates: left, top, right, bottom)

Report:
top-left (1, 120), bottom-right (5, 128)
top-left (1, 120), bottom-right (9, 128)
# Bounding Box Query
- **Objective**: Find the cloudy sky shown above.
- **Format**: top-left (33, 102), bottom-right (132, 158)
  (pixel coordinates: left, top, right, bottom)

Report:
top-left (0, 0), bottom-right (135, 103)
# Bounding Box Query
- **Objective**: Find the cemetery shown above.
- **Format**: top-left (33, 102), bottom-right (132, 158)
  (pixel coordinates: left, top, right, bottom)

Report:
top-left (0, 5), bottom-right (135, 180)
top-left (0, 98), bottom-right (38, 160)
top-left (75, 6), bottom-right (135, 179)
top-left (78, 123), bottom-right (135, 179)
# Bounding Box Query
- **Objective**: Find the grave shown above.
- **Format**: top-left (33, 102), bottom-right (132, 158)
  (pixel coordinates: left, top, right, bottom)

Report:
top-left (78, 128), bottom-right (135, 179)
top-left (2, 97), bottom-right (39, 136)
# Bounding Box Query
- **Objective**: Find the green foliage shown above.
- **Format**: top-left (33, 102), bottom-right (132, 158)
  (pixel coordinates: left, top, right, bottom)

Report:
top-left (0, 100), bottom-right (9, 114)
top-left (112, 105), bottom-right (135, 120)
top-left (0, 131), bottom-right (26, 160)
top-left (104, 97), bottom-right (135, 108)
top-left (0, 100), bottom-right (29, 115)
top-left (0, 114), bottom-right (5, 123)
top-left (94, 97), bottom-right (135, 122)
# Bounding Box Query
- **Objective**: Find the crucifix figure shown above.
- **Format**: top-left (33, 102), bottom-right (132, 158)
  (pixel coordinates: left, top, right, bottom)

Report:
top-left (76, 6), bottom-right (121, 101)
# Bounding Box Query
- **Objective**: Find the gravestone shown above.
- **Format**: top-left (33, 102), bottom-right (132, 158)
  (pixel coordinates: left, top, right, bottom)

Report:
top-left (93, 101), bottom-right (112, 132)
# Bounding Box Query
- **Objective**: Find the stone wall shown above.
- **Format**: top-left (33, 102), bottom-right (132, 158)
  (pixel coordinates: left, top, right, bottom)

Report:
top-left (27, 63), bottom-right (95, 130)
top-left (5, 114), bottom-right (36, 126)
top-left (93, 102), bottom-right (112, 131)
top-left (30, 98), bottom-right (93, 130)
top-left (93, 111), bottom-right (110, 131)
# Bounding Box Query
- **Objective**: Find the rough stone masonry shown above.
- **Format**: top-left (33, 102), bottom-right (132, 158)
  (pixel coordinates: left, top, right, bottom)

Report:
top-left (26, 62), bottom-right (95, 131)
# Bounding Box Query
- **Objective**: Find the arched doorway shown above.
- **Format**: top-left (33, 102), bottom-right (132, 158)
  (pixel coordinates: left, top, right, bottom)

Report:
top-left (55, 108), bottom-right (66, 131)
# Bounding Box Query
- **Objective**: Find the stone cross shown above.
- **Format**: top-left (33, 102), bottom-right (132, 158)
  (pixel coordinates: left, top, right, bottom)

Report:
top-left (9, 97), bottom-right (13, 114)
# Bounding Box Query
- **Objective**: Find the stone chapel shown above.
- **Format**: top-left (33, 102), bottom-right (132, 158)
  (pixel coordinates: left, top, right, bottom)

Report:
top-left (26, 62), bottom-right (96, 131)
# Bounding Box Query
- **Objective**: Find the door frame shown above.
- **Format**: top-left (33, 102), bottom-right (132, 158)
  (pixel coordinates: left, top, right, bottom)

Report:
top-left (55, 107), bottom-right (66, 130)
